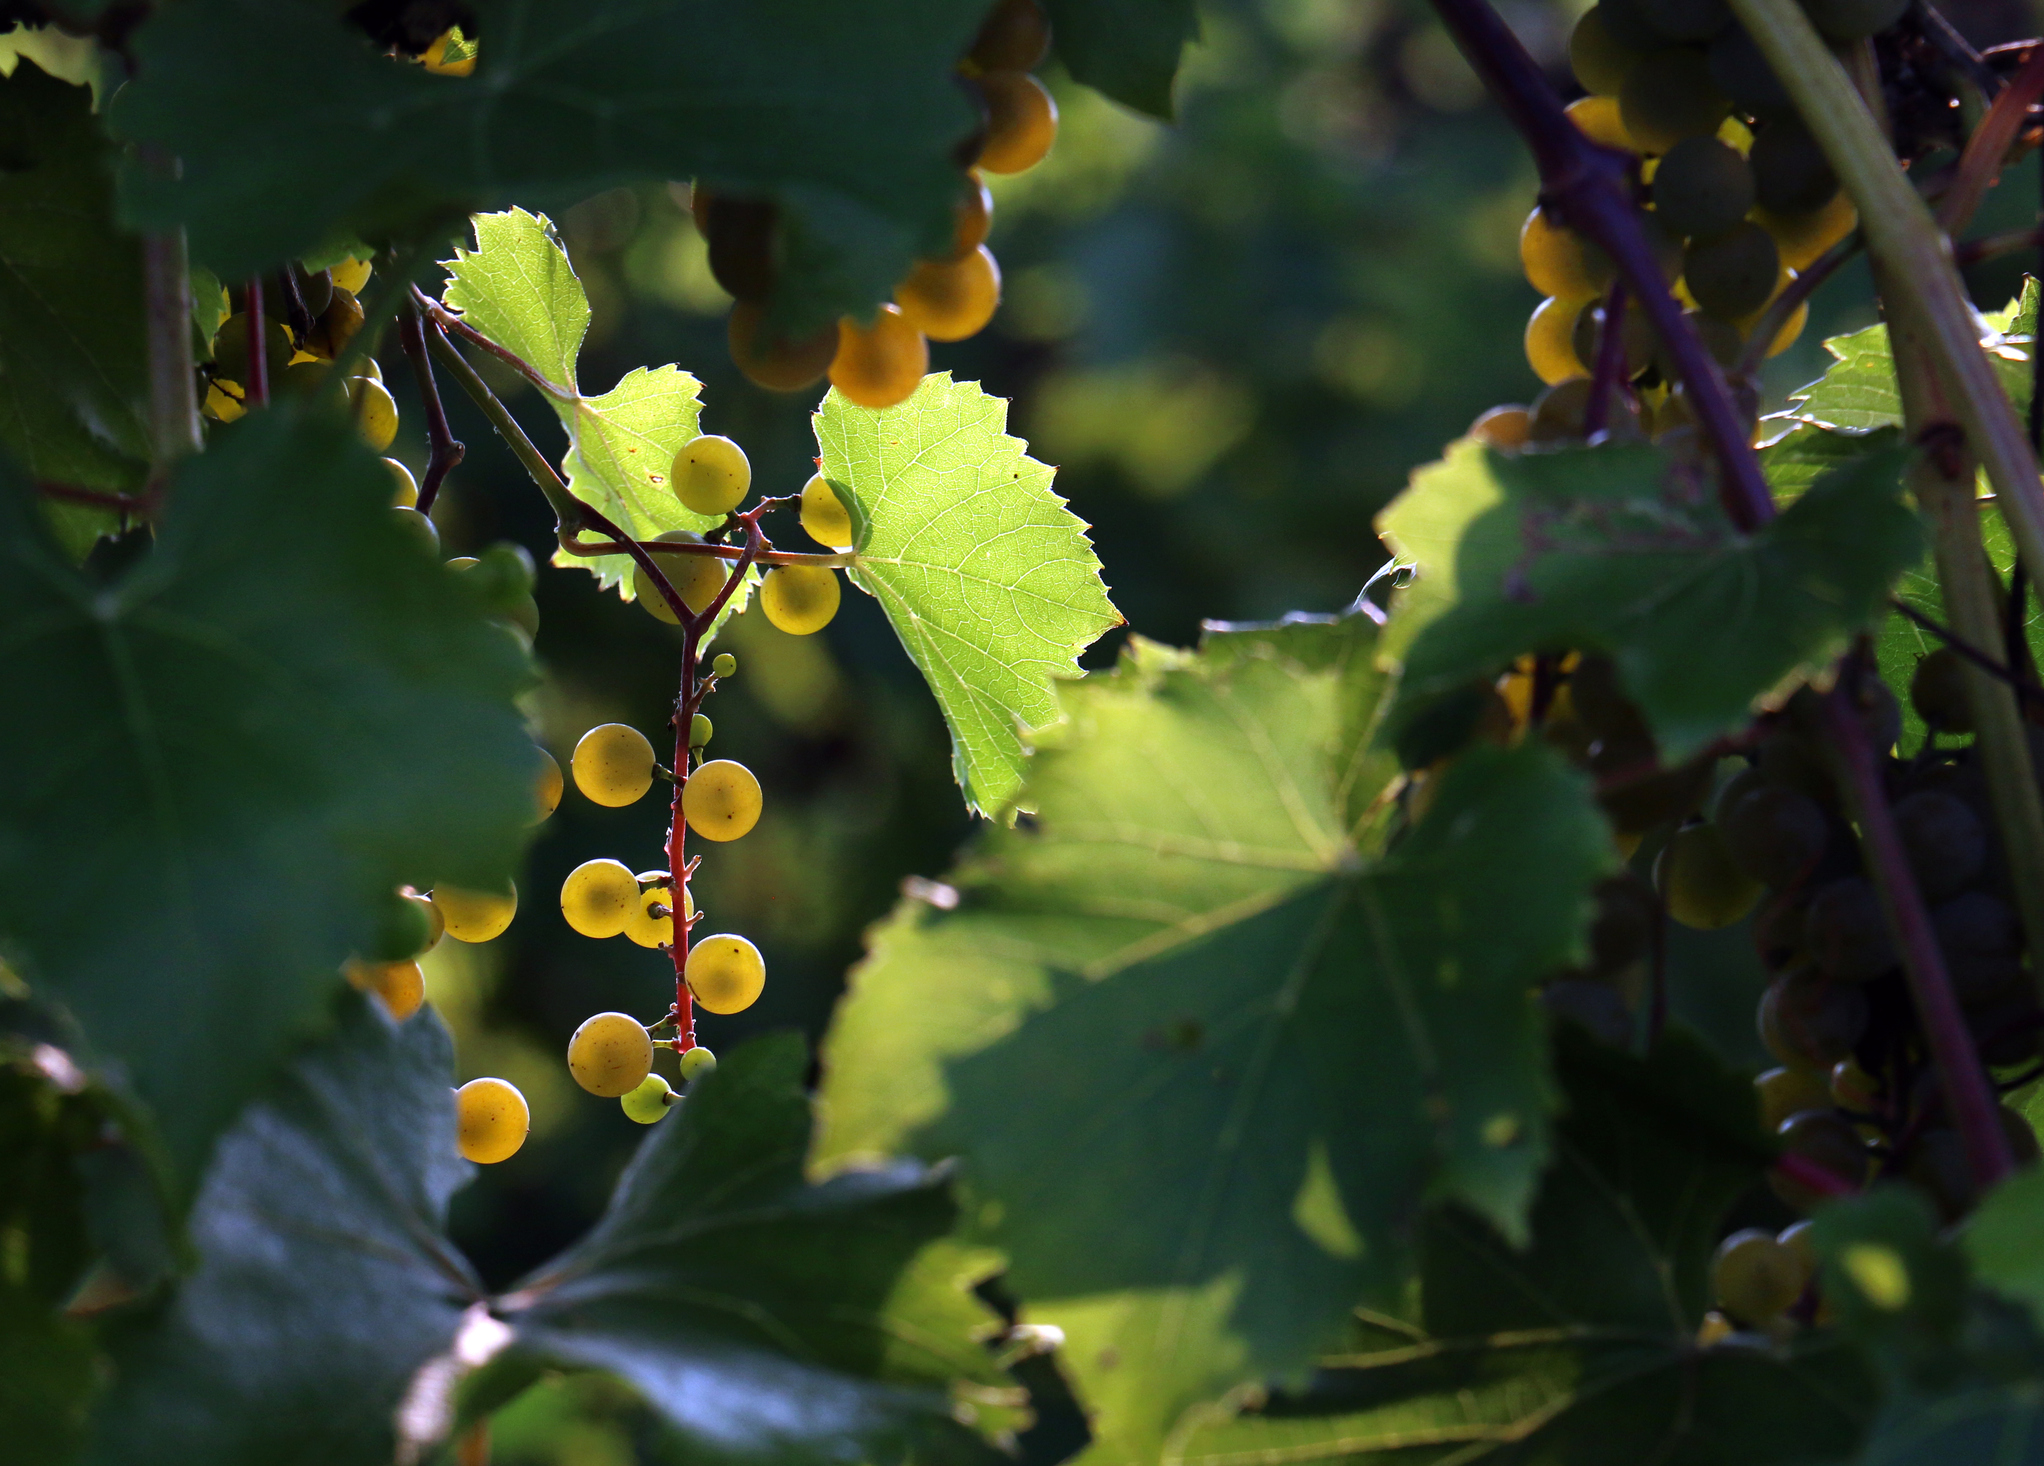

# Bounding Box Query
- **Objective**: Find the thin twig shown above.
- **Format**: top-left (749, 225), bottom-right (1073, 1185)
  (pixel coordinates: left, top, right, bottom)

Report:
top-left (36, 482), bottom-right (155, 514)
top-left (558, 533), bottom-right (850, 569)
top-left (1937, 43), bottom-right (2044, 234)
top-left (1955, 224), bottom-right (2044, 266)
top-left (1914, 0), bottom-right (2006, 100)
top-left (1890, 595), bottom-right (2044, 707)
top-left (398, 302), bottom-right (465, 515)
top-left (244, 278), bottom-right (268, 408)
top-left (412, 287), bottom-right (575, 400)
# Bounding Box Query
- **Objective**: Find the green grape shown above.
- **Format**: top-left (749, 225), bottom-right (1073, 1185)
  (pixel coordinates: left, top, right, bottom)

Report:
top-left (896, 245), bottom-right (1002, 342)
top-left (800, 473), bottom-right (855, 550)
top-left (1755, 1065), bottom-right (1831, 1131)
top-left (1641, 0), bottom-right (1730, 42)
top-left (624, 883), bottom-right (682, 949)
top-left (690, 713), bottom-right (714, 749)
top-left (456, 1077), bottom-right (529, 1164)
top-left (1829, 1055), bottom-right (1878, 1111)
top-left (1526, 377), bottom-right (1596, 443)
top-left (1570, 6), bottom-right (1649, 94)
top-left (760, 566), bottom-right (842, 635)
top-left (633, 532), bottom-right (730, 623)
top-left (1705, 25), bottom-right (1790, 115)
top-left (1802, 0), bottom-right (1907, 39)
top-left (679, 1044), bottom-right (717, 1081)
top-left (292, 262), bottom-right (335, 319)
top-left (1711, 1228), bottom-right (1805, 1322)
top-left (1683, 222), bottom-right (1780, 318)
top-left (1804, 877), bottom-right (1895, 981)
top-left (671, 434), bottom-right (751, 517)
top-left (345, 958), bottom-right (426, 1021)
top-left (682, 758), bottom-right (763, 841)
top-left (572, 722), bottom-right (656, 807)
top-left (279, 357), bottom-right (338, 401)
top-left (567, 1011), bottom-right (655, 1097)
top-left (1651, 136), bottom-right (1755, 238)
top-left (685, 933), bottom-right (767, 1014)
top-left (1569, 297), bottom-right (1655, 382)
top-left (432, 882), bottom-right (517, 943)
top-left (307, 288), bottom-right (365, 360)
top-left (211, 311), bottom-right (293, 392)
top-left (1468, 405), bottom-right (1531, 450)
top-left (1751, 118), bottom-right (1839, 215)
top-left (1620, 48), bottom-right (1731, 154)
top-left (470, 542), bottom-right (537, 603)
top-left (560, 858), bottom-right (640, 939)
top-left (830, 305), bottom-right (929, 410)
top-left (969, 0), bottom-right (1050, 70)
top-left (620, 1073), bottom-right (673, 1124)
top-left (1892, 790), bottom-right (1985, 901)
top-left (713, 652), bottom-right (738, 678)
top-left (1651, 310), bottom-right (1744, 381)
top-left (726, 300), bottom-right (837, 393)
top-left (971, 70), bottom-right (1058, 174)
top-left (370, 886), bottom-right (436, 961)
top-left (1759, 969), bottom-right (1868, 1069)
top-left (348, 376), bottom-right (400, 452)
top-left (1519, 207), bottom-right (1613, 302)
top-left (384, 457), bottom-right (419, 508)
top-left (534, 748), bottom-right (563, 822)
top-left (1771, 1107), bottom-right (1870, 1212)
top-left (1718, 783), bottom-right (1828, 888)
top-left (1526, 296), bottom-right (1588, 385)
top-left (1910, 647), bottom-right (1974, 732)
top-left (1655, 822), bottom-right (1762, 929)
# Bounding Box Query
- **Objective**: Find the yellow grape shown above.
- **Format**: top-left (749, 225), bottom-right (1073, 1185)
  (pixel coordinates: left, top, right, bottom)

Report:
top-left (830, 306), bottom-right (928, 410)
top-left (1519, 207), bottom-right (1612, 302)
top-left (561, 858), bottom-right (640, 938)
top-left (403, 888), bottom-right (446, 951)
top-left (620, 1073), bottom-right (672, 1124)
top-left (895, 245), bottom-right (1002, 342)
top-left (679, 1044), bottom-right (717, 1081)
top-left (1758, 192), bottom-right (1857, 272)
top-left (726, 300), bottom-right (837, 393)
top-left (1469, 405), bottom-right (1531, 450)
top-left (1565, 94), bottom-right (1638, 152)
top-left (345, 959), bottom-right (426, 1021)
top-left (1525, 297), bottom-right (1587, 386)
top-left (330, 256), bottom-right (373, 295)
top-left (349, 376), bottom-right (399, 451)
top-left (973, 70), bottom-right (1058, 173)
top-left (534, 748), bottom-right (563, 821)
top-left (625, 883), bottom-right (680, 948)
top-left (633, 533), bottom-right (730, 623)
top-left (760, 566), bottom-right (841, 635)
top-left (456, 1077), bottom-right (528, 1164)
top-left (800, 473), bottom-right (854, 549)
top-left (567, 1011), bottom-right (654, 1097)
top-left (203, 380), bottom-right (246, 423)
top-left (311, 289), bottom-right (365, 359)
top-left (384, 457), bottom-right (418, 508)
top-left (671, 434), bottom-right (751, 517)
top-left (433, 882), bottom-right (517, 943)
top-left (1711, 1228), bottom-right (1806, 1323)
top-left (946, 173), bottom-right (994, 261)
top-left (1756, 1065), bottom-right (1831, 1132)
top-left (572, 722), bottom-right (656, 807)
top-left (969, 0), bottom-right (1050, 71)
top-left (683, 759), bottom-right (762, 842)
top-left (685, 934), bottom-right (766, 1014)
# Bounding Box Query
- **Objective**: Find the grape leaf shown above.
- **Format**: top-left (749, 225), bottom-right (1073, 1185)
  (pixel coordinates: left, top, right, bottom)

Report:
top-left (109, 0), bottom-right (988, 334)
top-left (1378, 439), bottom-right (1922, 760)
top-left (1789, 279), bottom-right (2035, 432)
top-left (84, 994), bottom-right (482, 1466)
top-left (482, 1030), bottom-right (1010, 1466)
top-left (442, 208), bottom-right (715, 594)
top-left (0, 61), bottom-right (149, 554)
top-left (1170, 1026), bottom-right (1875, 1466)
top-left (1043, 0), bottom-right (1201, 119)
top-left (1970, 1170), bottom-right (2044, 1320)
top-left (813, 373), bottom-right (1122, 816)
top-left (0, 407), bottom-right (535, 1188)
top-left (814, 617), bottom-right (1613, 1465)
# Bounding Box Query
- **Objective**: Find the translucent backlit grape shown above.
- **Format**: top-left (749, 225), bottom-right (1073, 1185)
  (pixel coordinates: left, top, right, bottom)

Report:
top-left (1519, 207), bottom-right (1613, 301)
top-left (1565, 94), bottom-right (1638, 152)
top-left (348, 376), bottom-right (399, 451)
top-left (573, 723), bottom-right (656, 807)
top-left (727, 301), bottom-right (837, 393)
top-left (534, 748), bottom-right (563, 821)
top-left (1755, 1065), bottom-right (1831, 1132)
top-left (1525, 297), bottom-right (1587, 386)
top-left (1469, 405), bottom-right (1531, 450)
top-left (672, 434), bottom-right (751, 517)
top-left (330, 256), bottom-right (372, 295)
top-left (567, 1012), bottom-right (654, 1097)
top-left (345, 959), bottom-right (426, 1021)
top-left (679, 1045), bottom-right (717, 1082)
top-left (800, 473), bottom-right (855, 550)
top-left (456, 1077), bottom-right (529, 1163)
top-left (1654, 822), bottom-right (1761, 929)
top-left (896, 246), bottom-right (1002, 342)
top-left (683, 759), bottom-right (763, 842)
top-left (625, 884), bottom-right (679, 948)
top-left (621, 1073), bottom-right (673, 1124)
top-left (831, 306), bottom-right (928, 410)
top-left (760, 566), bottom-right (841, 635)
top-left (712, 652), bottom-right (738, 679)
top-left (1711, 1229), bottom-right (1805, 1322)
top-left (970, 0), bottom-right (1051, 70)
top-left (433, 882), bottom-right (517, 943)
top-left (385, 457), bottom-right (418, 508)
top-left (312, 290), bottom-right (364, 359)
top-left (685, 934), bottom-right (766, 1014)
top-left (633, 533), bottom-right (730, 623)
top-left (973, 70), bottom-right (1058, 174)
top-left (690, 713), bottom-right (713, 749)
top-left (1620, 48), bottom-right (1730, 154)
top-left (561, 858), bottom-right (640, 939)
top-left (947, 173), bottom-right (994, 261)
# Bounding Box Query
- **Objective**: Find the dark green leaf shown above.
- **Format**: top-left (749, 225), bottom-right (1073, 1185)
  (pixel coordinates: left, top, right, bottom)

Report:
top-left (0, 407), bottom-right (535, 1187)
top-left (494, 1031), bottom-right (1009, 1466)
top-left (110, 0), bottom-right (989, 333)
top-left (816, 618), bottom-right (1613, 1464)
top-left (1170, 1027), bottom-right (1874, 1466)
top-left (1380, 440), bottom-right (1922, 759)
top-left (1759, 422), bottom-right (1902, 500)
top-left (0, 1283), bottom-right (95, 1466)
top-left (1043, 0), bottom-right (1200, 118)
top-left (85, 994), bottom-right (481, 1466)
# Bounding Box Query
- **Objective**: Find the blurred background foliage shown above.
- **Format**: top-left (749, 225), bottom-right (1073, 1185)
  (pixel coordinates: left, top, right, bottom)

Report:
top-left (368, 0), bottom-right (2034, 1456)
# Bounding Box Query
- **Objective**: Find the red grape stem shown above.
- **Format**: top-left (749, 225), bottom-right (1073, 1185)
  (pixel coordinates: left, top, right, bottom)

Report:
top-left (34, 482), bottom-right (157, 516)
top-left (1935, 42), bottom-right (2044, 235)
top-left (1426, 0), bottom-right (1777, 532)
top-left (1774, 1151), bottom-right (1859, 1201)
top-left (244, 277), bottom-right (268, 408)
top-left (398, 301), bottom-right (466, 515)
top-left (1583, 280), bottom-right (1628, 439)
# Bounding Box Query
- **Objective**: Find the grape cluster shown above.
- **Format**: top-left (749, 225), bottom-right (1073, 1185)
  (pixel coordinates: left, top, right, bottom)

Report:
top-left (1469, 0), bottom-right (1878, 453)
top-left (697, 0), bottom-right (1055, 408)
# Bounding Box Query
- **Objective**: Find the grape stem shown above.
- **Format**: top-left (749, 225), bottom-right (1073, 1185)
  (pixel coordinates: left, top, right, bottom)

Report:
top-left (244, 278), bottom-right (269, 408)
top-left (1427, 0), bottom-right (1776, 531)
top-left (398, 301), bottom-right (466, 515)
top-left (140, 225), bottom-right (201, 473)
top-left (1888, 595), bottom-right (2044, 709)
top-left (1584, 280), bottom-right (1628, 439)
top-left (559, 531), bottom-right (850, 569)
top-left (1935, 43), bottom-right (2044, 234)
top-left (35, 482), bottom-right (156, 516)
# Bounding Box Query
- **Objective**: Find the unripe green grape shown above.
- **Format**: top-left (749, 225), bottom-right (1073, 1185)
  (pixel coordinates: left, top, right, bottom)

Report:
top-left (456, 1077), bottom-right (529, 1164)
top-left (1829, 1055), bottom-right (1878, 1111)
top-left (1892, 790), bottom-right (1985, 901)
top-left (685, 934), bottom-right (766, 1014)
top-left (1759, 970), bottom-right (1868, 1070)
top-left (1655, 822), bottom-right (1762, 929)
top-left (1751, 118), bottom-right (1839, 215)
top-left (1683, 222), bottom-right (1780, 319)
top-left (211, 311), bottom-right (293, 390)
top-left (896, 245), bottom-right (1002, 342)
top-left (1910, 647), bottom-right (1974, 733)
top-left (1620, 48), bottom-right (1731, 155)
top-left (370, 887), bottom-right (437, 961)
top-left (385, 458), bottom-right (419, 508)
top-left (1525, 296), bottom-right (1587, 386)
top-left (1772, 1107), bottom-right (1869, 1210)
top-left (1570, 6), bottom-right (1648, 94)
top-left (1651, 136), bottom-right (1754, 238)
top-left (620, 1073), bottom-right (673, 1124)
top-left (682, 758), bottom-right (763, 841)
top-left (679, 1044), bottom-right (717, 1082)
top-left (1755, 1065), bottom-right (1831, 1132)
top-left (1801, 0), bottom-right (1907, 40)
top-left (568, 1011), bottom-right (654, 1097)
top-left (1519, 207), bottom-right (1613, 302)
top-left (293, 262), bottom-right (335, 319)
top-left (800, 473), bottom-right (855, 550)
top-left (534, 749), bottom-right (563, 822)
top-left (572, 722), bottom-right (656, 807)
top-left (561, 858), bottom-right (640, 938)
top-left (1706, 24), bottom-right (1790, 115)
top-left (1712, 1228), bottom-right (1805, 1322)
top-left (713, 652), bottom-right (738, 678)
top-left (634, 532), bottom-right (730, 622)
top-left (971, 70), bottom-right (1058, 174)
top-left (1718, 784), bottom-right (1828, 888)
top-left (689, 713), bottom-right (713, 749)
top-left (347, 376), bottom-right (399, 452)
top-left (346, 958), bottom-right (426, 1021)
top-left (831, 305), bottom-right (928, 410)
top-left (671, 434), bottom-right (751, 517)
top-left (761, 566), bottom-right (841, 635)
top-left (433, 882), bottom-right (517, 943)
top-left (470, 542), bottom-right (537, 603)
top-left (1804, 877), bottom-right (1894, 981)
top-left (625, 883), bottom-right (680, 948)
top-left (1598, 0), bottom-right (1667, 51)
top-left (1526, 377), bottom-right (1596, 443)
top-left (303, 289), bottom-right (364, 360)
top-left (280, 357), bottom-right (338, 401)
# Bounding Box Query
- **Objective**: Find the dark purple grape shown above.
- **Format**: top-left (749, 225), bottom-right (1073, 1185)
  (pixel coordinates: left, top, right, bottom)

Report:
top-left (1804, 878), bottom-right (1895, 981)
top-left (1892, 789), bottom-right (1986, 901)
top-left (1719, 783), bottom-right (1828, 887)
